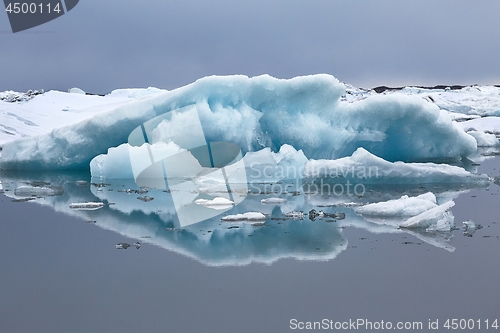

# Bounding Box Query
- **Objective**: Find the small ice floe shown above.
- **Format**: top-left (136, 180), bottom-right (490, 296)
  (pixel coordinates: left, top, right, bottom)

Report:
top-left (222, 212), bottom-right (266, 222)
top-left (400, 201), bottom-right (455, 231)
top-left (11, 197), bottom-right (36, 202)
top-left (118, 188), bottom-right (148, 194)
top-left (116, 243), bottom-right (130, 249)
top-left (285, 211), bottom-right (304, 220)
top-left (195, 197), bottom-right (234, 210)
top-left (14, 185), bottom-right (64, 197)
top-left (308, 209), bottom-right (346, 221)
top-left (76, 180), bottom-right (88, 186)
top-left (137, 196), bottom-right (154, 202)
top-left (69, 202), bottom-right (105, 210)
top-left (355, 192), bottom-right (438, 222)
top-left (133, 242), bottom-right (141, 249)
top-left (260, 197), bottom-right (288, 205)
top-left (463, 220), bottom-right (483, 237)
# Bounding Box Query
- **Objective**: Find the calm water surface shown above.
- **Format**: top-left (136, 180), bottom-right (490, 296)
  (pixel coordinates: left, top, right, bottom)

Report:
top-left (1, 157), bottom-right (499, 333)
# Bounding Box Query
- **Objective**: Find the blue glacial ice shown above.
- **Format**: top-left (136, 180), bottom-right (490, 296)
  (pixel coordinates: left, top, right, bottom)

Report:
top-left (0, 74), bottom-right (478, 170)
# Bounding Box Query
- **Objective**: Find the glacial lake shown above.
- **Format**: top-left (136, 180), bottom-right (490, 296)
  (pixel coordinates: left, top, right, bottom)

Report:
top-left (1, 154), bottom-right (499, 333)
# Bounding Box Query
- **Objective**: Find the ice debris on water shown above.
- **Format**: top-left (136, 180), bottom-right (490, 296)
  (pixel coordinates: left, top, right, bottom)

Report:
top-left (137, 196), bottom-right (154, 202)
top-left (308, 209), bottom-right (345, 221)
top-left (285, 211), bottom-right (304, 220)
top-left (260, 197), bottom-right (288, 204)
top-left (115, 241), bottom-right (141, 249)
top-left (400, 201), bottom-right (455, 231)
top-left (355, 192), bottom-right (438, 218)
top-left (116, 243), bottom-right (130, 249)
top-left (14, 185), bottom-right (64, 197)
top-left (195, 197), bottom-right (234, 210)
top-left (69, 202), bottom-right (105, 210)
top-left (118, 188), bottom-right (148, 194)
top-left (463, 220), bottom-right (483, 237)
top-left (221, 212), bottom-right (266, 222)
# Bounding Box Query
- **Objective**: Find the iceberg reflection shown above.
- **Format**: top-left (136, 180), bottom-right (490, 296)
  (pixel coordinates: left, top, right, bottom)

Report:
top-left (0, 170), bottom-right (489, 266)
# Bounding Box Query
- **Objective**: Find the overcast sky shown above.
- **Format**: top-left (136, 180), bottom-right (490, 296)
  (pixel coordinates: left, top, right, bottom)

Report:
top-left (1, 0), bottom-right (499, 94)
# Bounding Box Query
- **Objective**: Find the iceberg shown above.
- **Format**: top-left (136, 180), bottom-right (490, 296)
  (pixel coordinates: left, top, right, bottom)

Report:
top-left (69, 202), bottom-right (105, 210)
top-left (1, 74), bottom-right (478, 170)
top-left (195, 197), bottom-right (234, 210)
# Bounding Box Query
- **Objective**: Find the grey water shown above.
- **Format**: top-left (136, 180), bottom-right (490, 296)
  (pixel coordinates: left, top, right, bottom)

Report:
top-left (1, 157), bottom-right (500, 333)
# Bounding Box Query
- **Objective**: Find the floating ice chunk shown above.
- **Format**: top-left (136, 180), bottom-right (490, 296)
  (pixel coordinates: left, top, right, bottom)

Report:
top-left (68, 87), bottom-right (85, 95)
top-left (400, 201), bottom-right (455, 231)
top-left (116, 243), bottom-right (130, 249)
top-left (463, 220), bottom-right (482, 237)
top-left (13, 185), bottom-right (63, 197)
top-left (285, 211), bottom-right (305, 220)
top-left (134, 242), bottom-right (141, 249)
top-left (355, 192), bottom-right (437, 218)
top-left (69, 202), bottom-right (105, 210)
top-left (195, 197), bottom-right (235, 210)
top-left (260, 197), bottom-right (288, 204)
top-left (137, 196), bottom-right (154, 202)
top-left (303, 148), bottom-right (490, 186)
top-left (221, 212), bottom-right (266, 222)
top-left (466, 131), bottom-right (500, 147)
